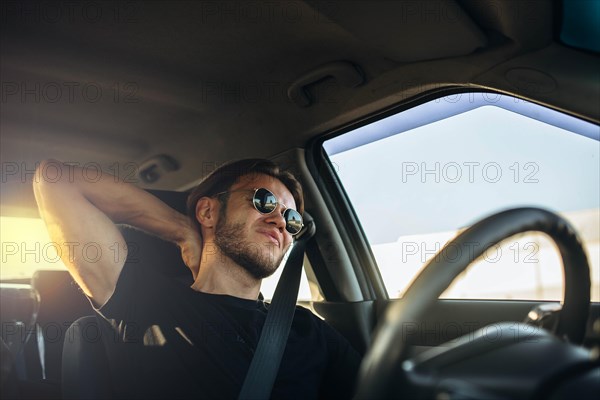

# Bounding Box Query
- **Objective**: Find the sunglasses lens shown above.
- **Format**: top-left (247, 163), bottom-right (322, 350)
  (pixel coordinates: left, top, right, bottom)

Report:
top-left (253, 188), bottom-right (277, 213)
top-left (254, 188), bottom-right (303, 235)
top-left (284, 209), bottom-right (303, 235)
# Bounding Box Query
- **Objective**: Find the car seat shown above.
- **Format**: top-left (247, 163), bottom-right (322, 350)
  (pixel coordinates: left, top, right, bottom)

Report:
top-left (61, 189), bottom-right (190, 399)
top-left (31, 270), bottom-right (94, 381)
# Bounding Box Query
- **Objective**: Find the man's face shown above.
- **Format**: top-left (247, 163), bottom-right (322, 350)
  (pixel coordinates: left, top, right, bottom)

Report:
top-left (214, 173), bottom-right (297, 280)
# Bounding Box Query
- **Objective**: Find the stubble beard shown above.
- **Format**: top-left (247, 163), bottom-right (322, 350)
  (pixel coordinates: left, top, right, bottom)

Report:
top-left (214, 214), bottom-right (283, 280)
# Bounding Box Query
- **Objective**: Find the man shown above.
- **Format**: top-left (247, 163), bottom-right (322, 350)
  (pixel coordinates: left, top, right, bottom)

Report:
top-left (33, 158), bottom-right (360, 399)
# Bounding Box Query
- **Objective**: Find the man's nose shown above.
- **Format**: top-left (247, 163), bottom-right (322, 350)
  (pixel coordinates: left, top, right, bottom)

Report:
top-left (265, 206), bottom-right (286, 231)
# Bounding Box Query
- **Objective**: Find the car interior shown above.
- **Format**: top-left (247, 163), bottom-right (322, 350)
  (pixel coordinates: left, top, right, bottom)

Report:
top-left (1, 1), bottom-right (599, 399)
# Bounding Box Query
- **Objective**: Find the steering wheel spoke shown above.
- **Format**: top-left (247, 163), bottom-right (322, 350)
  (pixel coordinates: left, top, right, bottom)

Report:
top-left (524, 303), bottom-right (562, 336)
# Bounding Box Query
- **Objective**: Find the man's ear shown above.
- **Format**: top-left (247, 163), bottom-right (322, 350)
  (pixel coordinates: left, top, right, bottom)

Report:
top-left (195, 197), bottom-right (219, 229)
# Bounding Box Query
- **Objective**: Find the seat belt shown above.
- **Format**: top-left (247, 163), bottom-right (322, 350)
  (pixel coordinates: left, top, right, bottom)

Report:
top-left (238, 212), bottom-right (316, 400)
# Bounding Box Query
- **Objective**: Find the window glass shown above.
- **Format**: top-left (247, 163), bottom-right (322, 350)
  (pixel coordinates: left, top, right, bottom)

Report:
top-left (323, 93), bottom-right (600, 301)
top-left (1, 216), bottom-right (67, 280)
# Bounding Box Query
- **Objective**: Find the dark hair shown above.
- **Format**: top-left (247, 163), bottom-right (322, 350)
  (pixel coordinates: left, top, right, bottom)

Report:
top-left (186, 159), bottom-right (304, 232)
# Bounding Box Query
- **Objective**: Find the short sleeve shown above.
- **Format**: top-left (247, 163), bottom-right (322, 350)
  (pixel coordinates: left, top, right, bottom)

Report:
top-left (93, 255), bottom-right (175, 342)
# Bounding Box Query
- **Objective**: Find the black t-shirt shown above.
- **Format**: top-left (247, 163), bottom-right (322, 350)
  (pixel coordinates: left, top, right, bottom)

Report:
top-left (93, 260), bottom-right (361, 399)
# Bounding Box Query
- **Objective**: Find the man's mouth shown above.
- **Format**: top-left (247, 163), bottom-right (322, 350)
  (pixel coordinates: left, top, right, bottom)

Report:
top-left (259, 230), bottom-right (280, 247)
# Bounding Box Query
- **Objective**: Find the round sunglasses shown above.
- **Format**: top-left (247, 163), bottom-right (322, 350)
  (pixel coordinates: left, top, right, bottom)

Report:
top-left (214, 187), bottom-right (304, 235)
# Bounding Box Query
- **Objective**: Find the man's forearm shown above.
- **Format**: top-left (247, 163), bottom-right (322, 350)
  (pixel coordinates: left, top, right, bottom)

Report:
top-left (35, 159), bottom-right (193, 245)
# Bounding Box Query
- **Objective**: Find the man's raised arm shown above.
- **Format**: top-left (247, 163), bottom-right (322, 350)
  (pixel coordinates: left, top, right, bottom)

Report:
top-left (33, 159), bottom-right (200, 307)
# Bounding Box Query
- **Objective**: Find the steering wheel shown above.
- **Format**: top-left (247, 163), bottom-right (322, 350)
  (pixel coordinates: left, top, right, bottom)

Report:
top-left (356, 208), bottom-right (591, 399)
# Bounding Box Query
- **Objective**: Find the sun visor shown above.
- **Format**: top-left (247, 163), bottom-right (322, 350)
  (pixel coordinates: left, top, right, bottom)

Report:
top-left (307, 0), bottom-right (487, 63)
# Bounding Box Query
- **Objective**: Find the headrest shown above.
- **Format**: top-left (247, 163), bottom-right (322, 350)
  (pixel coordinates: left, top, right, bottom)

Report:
top-left (31, 270), bottom-right (93, 319)
top-left (119, 189), bottom-right (192, 283)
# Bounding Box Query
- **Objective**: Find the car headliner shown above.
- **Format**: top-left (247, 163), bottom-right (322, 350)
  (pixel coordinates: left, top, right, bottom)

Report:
top-left (1, 0), bottom-right (599, 217)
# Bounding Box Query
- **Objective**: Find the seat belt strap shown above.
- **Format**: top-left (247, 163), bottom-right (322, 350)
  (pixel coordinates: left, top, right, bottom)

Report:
top-left (238, 213), bottom-right (315, 400)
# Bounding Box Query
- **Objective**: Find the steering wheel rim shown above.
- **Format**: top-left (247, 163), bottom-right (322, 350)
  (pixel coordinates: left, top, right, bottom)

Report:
top-left (356, 207), bottom-right (591, 399)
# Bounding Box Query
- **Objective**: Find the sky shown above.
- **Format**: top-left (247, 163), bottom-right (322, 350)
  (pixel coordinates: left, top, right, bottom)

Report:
top-left (326, 96), bottom-right (600, 243)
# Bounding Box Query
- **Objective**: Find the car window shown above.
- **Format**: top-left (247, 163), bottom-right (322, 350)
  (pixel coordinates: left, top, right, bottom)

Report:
top-left (0, 216), bottom-right (67, 280)
top-left (0, 216), bottom-right (312, 301)
top-left (323, 92), bottom-right (600, 301)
